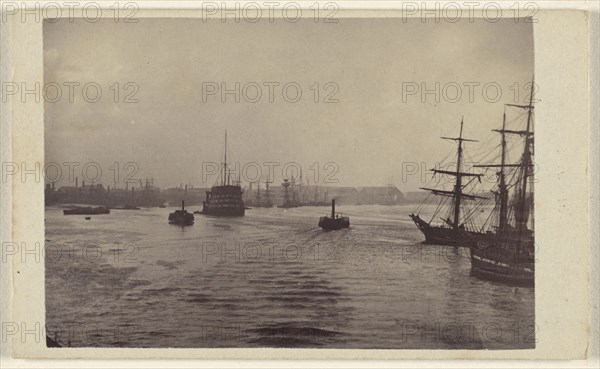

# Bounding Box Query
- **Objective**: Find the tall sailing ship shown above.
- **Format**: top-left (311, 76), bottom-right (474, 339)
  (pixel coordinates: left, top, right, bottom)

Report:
top-left (469, 82), bottom-right (536, 287)
top-left (253, 179), bottom-right (274, 208)
top-left (202, 131), bottom-right (246, 217)
top-left (410, 119), bottom-right (489, 246)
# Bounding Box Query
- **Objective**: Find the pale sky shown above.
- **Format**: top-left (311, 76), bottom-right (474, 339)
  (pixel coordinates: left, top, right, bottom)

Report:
top-left (44, 17), bottom-right (533, 190)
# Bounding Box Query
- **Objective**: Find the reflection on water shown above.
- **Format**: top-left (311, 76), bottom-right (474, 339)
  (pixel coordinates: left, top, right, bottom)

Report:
top-left (45, 205), bottom-right (534, 348)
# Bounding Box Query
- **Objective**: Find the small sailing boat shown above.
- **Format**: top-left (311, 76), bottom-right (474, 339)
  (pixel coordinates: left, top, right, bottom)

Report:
top-left (409, 118), bottom-right (488, 246)
top-left (319, 199), bottom-right (349, 230)
top-left (202, 131), bottom-right (246, 217)
top-left (468, 80), bottom-right (536, 287)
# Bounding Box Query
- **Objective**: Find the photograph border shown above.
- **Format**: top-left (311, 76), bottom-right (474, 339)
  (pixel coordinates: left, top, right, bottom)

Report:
top-left (1, 3), bottom-right (596, 363)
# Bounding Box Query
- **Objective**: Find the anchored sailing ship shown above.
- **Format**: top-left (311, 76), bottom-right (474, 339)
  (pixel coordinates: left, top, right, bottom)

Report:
top-left (410, 119), bottom-right (488, 246)
top-left (202, 131), bottom-right (246, 217)
top-left (278, 178), bottom-right (300, 208)
top-left (253, 179), bottom-right (274, 208)
top-left (469, 82), bottom-right (536, 286)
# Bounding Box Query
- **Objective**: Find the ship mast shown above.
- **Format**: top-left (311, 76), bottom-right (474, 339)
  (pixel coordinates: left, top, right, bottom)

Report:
top-left (453, 120), bottom-right (464, 228)
top-left (498, 107), bottom-right (509, 233)
top-left (475, 78), bottom-right (535, 235)
top-left (265, 179), bottom-right (271, 203)
top-left (518, 79), bottom-right (535, 236)
top-left (424, 118), bottom-right (482, 228)
top-left (223, 130), bottom-right (228, 186)
top-left (256, 181), bottom-right (261, 206)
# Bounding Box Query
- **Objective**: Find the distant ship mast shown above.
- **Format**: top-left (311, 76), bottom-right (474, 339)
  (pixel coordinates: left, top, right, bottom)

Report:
top-left (265, 180), bottom-right (272, 203)
top-left (222, 130), bottom-right (228, 186)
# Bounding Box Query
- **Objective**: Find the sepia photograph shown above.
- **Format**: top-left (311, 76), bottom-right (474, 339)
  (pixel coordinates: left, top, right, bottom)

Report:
top-left (39, 14), bottom-right (539, 349)
top-left (1, 0), bottom-right (597, 364)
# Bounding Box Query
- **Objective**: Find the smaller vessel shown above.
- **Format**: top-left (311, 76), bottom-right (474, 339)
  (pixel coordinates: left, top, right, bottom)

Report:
top-left (63, 206), bottom-right (110, 215)
top-left (318, 199), bottom-right (350, 230)
top-left (168, 200), bottom-right (194, 226)
top-left (84, 217), bottom-right (91, 220)
top-left (112, 204), bottom-right (141, 210)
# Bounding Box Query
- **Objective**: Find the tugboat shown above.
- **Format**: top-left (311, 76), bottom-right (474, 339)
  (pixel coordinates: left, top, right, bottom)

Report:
top-left (318, 199), bottom-right (350, 230)
top-left (168, 200), bottom-right (194, 226)
top-left (409, 118), bottom-right (489, 246)
top-left (63, 206), bottom-right (110, 215)
top-left (468, 81), bottom-right (536, 287)
top-left (202, 131), bottom-right (245, 217)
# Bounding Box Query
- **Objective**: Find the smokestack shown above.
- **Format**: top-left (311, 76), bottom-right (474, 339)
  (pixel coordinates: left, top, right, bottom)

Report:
top-left (181, 200), bottom-right (184, 211)
top-left (82, 180), bottom-right (85, 189)
top-left (75, 177), bottom-right (78, 188)
top-left (331, 199), bottom-right (335, 218)
top-left (52, 182), bottom-right (55, 190)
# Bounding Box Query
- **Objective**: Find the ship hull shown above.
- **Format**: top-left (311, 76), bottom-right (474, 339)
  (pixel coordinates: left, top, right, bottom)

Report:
top-left (202, 207), bottom-right (245, 217)
top-left (469, 235), bottom-right (534, 287)
top-left (202, 185), bottom-right (245, 217)
top-left (318, 216), bottom-right (350, 230)
top-left (409, 214), bottom-right (474, 247)
top-left (168, 213), bottom-right (194, 226)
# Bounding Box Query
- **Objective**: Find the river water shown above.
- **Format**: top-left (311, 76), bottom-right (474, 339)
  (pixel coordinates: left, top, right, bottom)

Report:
top-left (45, 204), bottom-right (534, 349)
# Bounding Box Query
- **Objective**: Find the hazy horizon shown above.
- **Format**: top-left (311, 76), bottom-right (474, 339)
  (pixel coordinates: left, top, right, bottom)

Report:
top-left (44, 17), bottom-right (534, 191)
